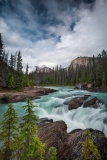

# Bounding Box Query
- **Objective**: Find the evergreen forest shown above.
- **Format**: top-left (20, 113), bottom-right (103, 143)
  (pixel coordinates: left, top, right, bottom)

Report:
top-left (0, 33), bottom-right (32, 90)
top-left (29, 50), bottom-right (107, 88)
top-left (0, 32), bottom-right (107, 89)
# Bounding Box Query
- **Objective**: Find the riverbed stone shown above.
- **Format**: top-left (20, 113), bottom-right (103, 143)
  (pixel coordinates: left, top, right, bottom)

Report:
top-left (64, 96), bottom-right (89, 110)
top-left (83, 97), bottom-right (101, 108)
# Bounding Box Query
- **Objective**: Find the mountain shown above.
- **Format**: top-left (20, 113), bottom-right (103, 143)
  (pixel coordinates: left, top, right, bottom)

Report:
top-left (35, 65), bottom-right (52, 73)
top-left (69, 56), bottom-right (90, 69)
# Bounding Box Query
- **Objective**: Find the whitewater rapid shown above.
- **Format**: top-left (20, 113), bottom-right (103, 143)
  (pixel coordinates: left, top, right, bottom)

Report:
top-left (32, 87), bottom-right (107, 137)
top-left (0, 87), bottom-right (107, 137)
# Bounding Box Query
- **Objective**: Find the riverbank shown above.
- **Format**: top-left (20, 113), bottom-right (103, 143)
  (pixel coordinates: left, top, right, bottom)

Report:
top-left (87, 87), bottom-right (107, 92)
top-left (0, 87), bottom-right (57, 103)
top-left (75, 83), bottom-right (107, 93)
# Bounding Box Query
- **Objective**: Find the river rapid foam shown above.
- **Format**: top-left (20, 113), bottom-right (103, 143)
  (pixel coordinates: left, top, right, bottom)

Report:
top-left (0, 87), bottom-right (107, 137)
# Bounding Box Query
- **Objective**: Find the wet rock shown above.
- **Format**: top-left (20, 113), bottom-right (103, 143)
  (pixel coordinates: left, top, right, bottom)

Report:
top-left (83, 97), bottom-right (101, 108)
top-left (67, 96), bottom-right (89, 110)
top-left (58, 95), bottom-right (70, 99)
top-left (55, 104), bottom-right (63, 108)
top-left (74, 86), bottom-right (78, 89)
top-left (69, 129), bottom-right (82, 134)
top-left (87, 83), bottom-right (94, 89)
top-left (38, 118), bottom-right (53, 124)
top-left (38, 121), bottom-right (107, 160)
top-left (84, 94), bottom-right (90, 97)
top-left (103, 118), bottom-right (107, 125)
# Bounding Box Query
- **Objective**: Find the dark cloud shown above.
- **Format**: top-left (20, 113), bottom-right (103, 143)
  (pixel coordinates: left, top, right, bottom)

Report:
top-left (0, 0), bottom-right (95, 38)
top-left (0, 0), bottom-right (107, 71)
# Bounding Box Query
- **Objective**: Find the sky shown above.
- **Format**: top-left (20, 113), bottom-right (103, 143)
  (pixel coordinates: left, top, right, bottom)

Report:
top-left (0, 0), bottom-right (107, 72)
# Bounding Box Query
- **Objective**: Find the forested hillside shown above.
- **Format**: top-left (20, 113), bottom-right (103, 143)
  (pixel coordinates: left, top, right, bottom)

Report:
top-left (29, 50), bottom-right (107, 87)
top-left (0, 33), bottom-right (32, 90)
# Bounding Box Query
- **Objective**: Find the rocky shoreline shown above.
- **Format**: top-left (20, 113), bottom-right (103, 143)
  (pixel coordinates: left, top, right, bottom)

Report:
top-left (0, 87), bottom-right (57, 103)
top-left (75, 83), bottom-right (107, 93)
top-left (87, 87), bottom-right (107, 92)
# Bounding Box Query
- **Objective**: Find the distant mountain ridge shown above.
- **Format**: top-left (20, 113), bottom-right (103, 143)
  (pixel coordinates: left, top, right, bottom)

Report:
top-left (35, 65), bottom-right (52, 73)
top-left (69, 56), bottom-right (90, 69)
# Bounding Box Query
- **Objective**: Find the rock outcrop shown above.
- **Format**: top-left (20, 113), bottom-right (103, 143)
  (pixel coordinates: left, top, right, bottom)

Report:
top-left (38, 121), bottom-right (107, 160)
top-left (69, 57), bottom-right (89, 69)
top-left (75, 83), bottom-right (94, 89)
top-left (63, 96), bottom-right (102, 110)
top-left (83, 97), bottom-right (102, 108)
top-left (75, 83), bottom-right (107, 92)
top-left (64, 96), bottom-right (89, 110)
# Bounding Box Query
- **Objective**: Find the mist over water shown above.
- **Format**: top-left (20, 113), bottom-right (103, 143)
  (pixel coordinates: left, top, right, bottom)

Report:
top-left (0, 87), bottom-right (107, 137)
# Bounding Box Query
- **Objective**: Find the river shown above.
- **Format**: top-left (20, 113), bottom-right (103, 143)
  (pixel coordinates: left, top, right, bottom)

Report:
top-left (0, 87), bottom-right (107, 137)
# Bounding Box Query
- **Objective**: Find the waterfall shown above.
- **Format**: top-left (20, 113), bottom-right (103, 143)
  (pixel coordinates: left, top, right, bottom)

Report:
top-left (0, 87), bottom-right (107, 137)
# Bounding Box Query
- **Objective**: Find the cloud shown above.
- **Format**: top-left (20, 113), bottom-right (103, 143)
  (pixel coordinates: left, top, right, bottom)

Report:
top-left (55, 0), bottom-right (107, 60)
top-left (0, 0), bottom-right (107, 71)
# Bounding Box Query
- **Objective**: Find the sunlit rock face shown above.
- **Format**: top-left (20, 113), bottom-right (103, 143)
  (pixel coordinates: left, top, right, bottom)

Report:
top-left (69, 56), bottom-right (89, 69)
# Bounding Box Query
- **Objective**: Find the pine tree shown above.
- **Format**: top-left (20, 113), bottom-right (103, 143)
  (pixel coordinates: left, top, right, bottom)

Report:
top-left (3, 51), bottom-right (9, 66)
top-left (16, 51), bottom-right (23, 74)
top-left (11, 98), bottom-right (45, 160)
top-left (6, 73), bottom-right (16, 89)
top-left (23, 63), bottom-right (29, 87)
top-left (0, 104), bottom-right (18, 160)
top-left (0, 33), bottom-right (4, 62)
top-left (9, 54), bottom-right (14, 72)
top-left (9, 76), bottom-right (16, 89)
top-left (102, 72), bottom-right (106, 87)
top-left (81, 129), bottom-right (101, 160)
top-left (15, 51), bottom-right (23, 89)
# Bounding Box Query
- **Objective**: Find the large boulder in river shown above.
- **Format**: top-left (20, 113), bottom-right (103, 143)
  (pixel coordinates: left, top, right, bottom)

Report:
top-left (38, 121), bottom-right (107, 160)
top-left (38, 121), bottom-right (67, 151)
top-left (83, 97), bottom-right (101, 108)
top-left (64, 96), bottom-right (89, 110)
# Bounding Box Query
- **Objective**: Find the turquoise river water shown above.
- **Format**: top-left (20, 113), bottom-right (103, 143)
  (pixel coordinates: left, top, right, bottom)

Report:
top-left (0, 87), bottom-right (107, 137)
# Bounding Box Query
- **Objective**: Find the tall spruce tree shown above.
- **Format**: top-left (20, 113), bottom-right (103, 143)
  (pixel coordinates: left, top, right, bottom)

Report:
top-left (81, 130), bottom-right (101, 160)
top-left (23, 64), bottom-right (30, 87)
top-left (9, 54), bottom-right (14, 73)
top-left (16, 51), bottom-right (23, 89)
top-left (11, 98), bottom-right (45, 160)
top-left (0, 33), bottom-right (4, 62)
top-left (0, 104), bottom-right (18, 160)
top-left (17, 51), bottom-right (23, 74)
